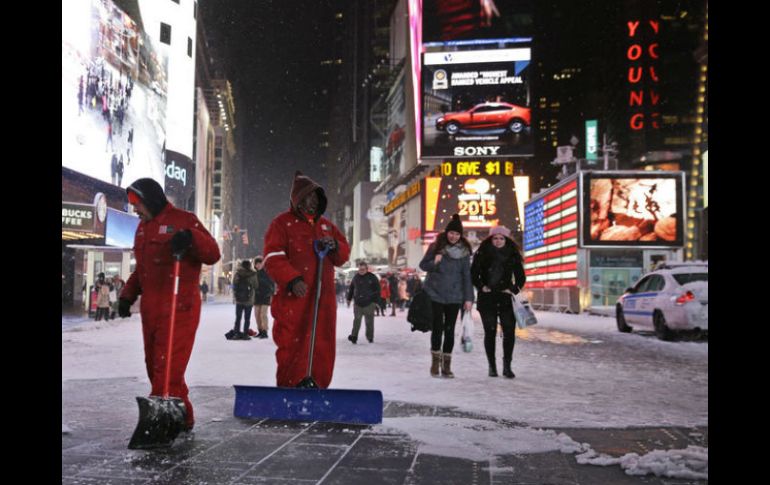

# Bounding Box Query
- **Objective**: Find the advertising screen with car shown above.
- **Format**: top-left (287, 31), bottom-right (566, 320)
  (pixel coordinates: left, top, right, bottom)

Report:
top-left (421, 45), bottom-right (533, 159)
top-left (581, 171), bottom-right (685, 248)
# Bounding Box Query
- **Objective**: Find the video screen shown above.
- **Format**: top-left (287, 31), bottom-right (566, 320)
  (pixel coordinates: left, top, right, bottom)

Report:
top-left (421, 46), bottom-right (532, 159)
top-left (582, 172), bottom-right (685, 248)
top-left (62, 0), bottom-right (168, 188)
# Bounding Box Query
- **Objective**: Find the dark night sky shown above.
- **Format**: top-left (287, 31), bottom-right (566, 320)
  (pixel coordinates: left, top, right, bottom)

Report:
top-left (201, 0), bottom-right (340, 250)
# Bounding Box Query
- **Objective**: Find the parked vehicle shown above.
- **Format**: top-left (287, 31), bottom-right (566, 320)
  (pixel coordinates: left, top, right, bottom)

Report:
top-left (616, 262), bottom-right (708, 340)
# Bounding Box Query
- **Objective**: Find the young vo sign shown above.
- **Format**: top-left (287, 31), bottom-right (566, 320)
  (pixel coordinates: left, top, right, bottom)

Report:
top-left (626, 19), bottom-right (661, 131)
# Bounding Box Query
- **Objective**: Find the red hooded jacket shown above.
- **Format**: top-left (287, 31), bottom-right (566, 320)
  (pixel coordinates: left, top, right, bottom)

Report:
top-left (263, 172), bottom-right (350, 388)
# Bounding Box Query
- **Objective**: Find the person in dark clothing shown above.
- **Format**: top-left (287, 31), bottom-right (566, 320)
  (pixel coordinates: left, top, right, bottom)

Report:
top-left (406, 274), bottom-right (423, 307)
top-left (387, 272), bottom-right (399, 316)
top-left (252, 257), bottom-right (275, 339)
top-left (470, 225), bottom-right (526, 378)
top-left (231, 260), bottom-right (259, 340)
top-left (419, 214), bottom-right (474, 378)
top-left (199, 280), bottom-right (209, 302)
top-left (346, 262), bottom-right (381, 344)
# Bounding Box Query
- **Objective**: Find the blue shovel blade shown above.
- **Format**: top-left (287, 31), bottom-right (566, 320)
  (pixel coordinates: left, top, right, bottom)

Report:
top-left (233, 385), bottom-right (383, 425)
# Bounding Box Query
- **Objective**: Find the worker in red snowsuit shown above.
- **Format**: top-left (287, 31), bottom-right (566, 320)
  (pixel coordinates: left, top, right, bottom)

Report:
top-left (118, 178), bottom-right (221, 431)
top-left (263, 171), bottom-right (350, 388)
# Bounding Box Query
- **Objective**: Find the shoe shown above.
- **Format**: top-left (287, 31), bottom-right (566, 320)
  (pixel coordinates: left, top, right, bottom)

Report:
top-left (502, 363), bottom-right (515, 378)
top-left (488, 365), bottom-right (498, 377)
top-left (258, 330), bottom-right (268, 339)
top-left (367, 337), bottom-right (373, 343)
top-left (248, 329), bottom-right (257, 337)
top-left (238, 333), bottom-right (252, 340)
top-left (348, 335), bottom-right (357, 344)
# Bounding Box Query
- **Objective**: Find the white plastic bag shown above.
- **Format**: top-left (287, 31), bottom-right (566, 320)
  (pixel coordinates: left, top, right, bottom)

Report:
top-left (512, 293), bottom-right (538, 328)
top-left (460, 310), bottom-right (474, 352)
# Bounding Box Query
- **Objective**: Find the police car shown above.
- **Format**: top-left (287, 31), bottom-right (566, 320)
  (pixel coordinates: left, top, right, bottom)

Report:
top-left (616, 262), bottom-right (708, 340)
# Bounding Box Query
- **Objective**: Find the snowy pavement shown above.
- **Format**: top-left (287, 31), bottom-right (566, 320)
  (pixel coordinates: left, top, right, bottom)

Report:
top-left (62, 302), bottom-right (708, 483)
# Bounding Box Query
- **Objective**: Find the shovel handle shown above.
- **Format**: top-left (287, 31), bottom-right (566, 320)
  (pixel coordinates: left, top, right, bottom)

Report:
top-left (162, 256), bottom-right (182, 398)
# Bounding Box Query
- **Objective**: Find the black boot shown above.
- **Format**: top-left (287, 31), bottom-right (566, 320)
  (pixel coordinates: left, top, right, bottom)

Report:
top-left (502, 361), bottom-right (515, 378)
top-left (502, 330), bottom-right (515, 378)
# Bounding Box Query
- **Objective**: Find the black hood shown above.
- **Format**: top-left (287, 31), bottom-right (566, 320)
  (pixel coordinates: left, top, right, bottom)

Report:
top-left (127, 178), bottom-right (168, 217)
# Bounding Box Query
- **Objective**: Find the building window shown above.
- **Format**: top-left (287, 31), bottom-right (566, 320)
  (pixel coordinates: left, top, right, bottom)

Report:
top-left (188, 37), bottom-right (193, 57)
top-left (160, 23), bottom-right (171, 45)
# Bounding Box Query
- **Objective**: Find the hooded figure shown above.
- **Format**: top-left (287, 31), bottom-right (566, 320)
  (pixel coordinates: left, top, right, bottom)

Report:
top-left (262, 171), bottom-right (350, 388)
top-left (119, 177), bottom-right (221, 431)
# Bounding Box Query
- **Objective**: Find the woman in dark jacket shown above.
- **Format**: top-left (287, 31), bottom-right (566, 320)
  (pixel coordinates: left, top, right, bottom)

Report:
top-left (419, 214), bottom-right (474, 378)
top-left (470, 225), bottom-right (526, 378)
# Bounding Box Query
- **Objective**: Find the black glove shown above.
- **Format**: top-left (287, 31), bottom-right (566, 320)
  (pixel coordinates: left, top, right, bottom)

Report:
top-left (319, 237), bottom-right (337, 251)
top-left (171, 229), bottom-right (193, 257)
top-left (118, 298), bottom-right (132, 318)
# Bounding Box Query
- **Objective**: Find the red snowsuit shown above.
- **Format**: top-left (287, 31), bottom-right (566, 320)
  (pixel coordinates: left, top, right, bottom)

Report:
top-left (120, 203), bottom-right (220, 428)
top-left (263, 209), bottom-right (350, 388)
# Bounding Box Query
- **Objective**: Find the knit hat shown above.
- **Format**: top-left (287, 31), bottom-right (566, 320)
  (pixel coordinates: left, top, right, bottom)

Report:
top-left (445, 213), bottom-right (463, 235)
top-left (290, 170), bottom-right (327, 216)
top-left (489, 225), bottom-right (511, 238)
top-left (126, 178), bottom-right (168, 217)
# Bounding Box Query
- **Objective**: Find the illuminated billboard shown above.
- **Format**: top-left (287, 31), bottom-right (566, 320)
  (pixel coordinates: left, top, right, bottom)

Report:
top-left (62, 0), bottom-right (168, 188)
top-left (423, 160), bottom-right (521, 245)
top-left (523, 178), bottom-right (579, 289)
top-left (422, 0), bottom-right (533, 44)
top-left (581, 171), bottom-right (685, 248)
top-left (421, 45), bottom-right (532, 159)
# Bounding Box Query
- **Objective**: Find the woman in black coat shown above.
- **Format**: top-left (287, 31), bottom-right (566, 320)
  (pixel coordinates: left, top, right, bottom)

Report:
top-left (470, 226), bottom-right (526, 378)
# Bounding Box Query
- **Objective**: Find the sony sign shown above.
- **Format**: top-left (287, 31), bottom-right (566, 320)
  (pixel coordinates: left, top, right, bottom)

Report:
top-left (454, 146), bottom-right (502, 157)
top-left (165, 160), bottom-right (187, 186)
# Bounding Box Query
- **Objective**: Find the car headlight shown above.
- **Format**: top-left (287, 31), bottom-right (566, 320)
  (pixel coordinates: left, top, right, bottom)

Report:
top-left (437, 117), bottom-right (444, 124)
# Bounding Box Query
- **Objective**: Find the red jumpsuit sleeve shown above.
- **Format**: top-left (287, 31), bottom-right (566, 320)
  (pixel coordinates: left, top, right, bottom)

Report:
top-left (263, 217), bottom-right (303, 288)
top-left (187, 214), bottom-right (221, 265)
top-left (120, 226), bottom-right (143, 303)
top-left (329, 222), bottom-right (350, 267)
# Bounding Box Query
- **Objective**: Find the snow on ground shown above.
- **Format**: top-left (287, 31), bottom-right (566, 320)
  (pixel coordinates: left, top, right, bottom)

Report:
top-left (63, 302), bottom-right (707, 479)
top-left (62, 303), bottom-right (707, 429)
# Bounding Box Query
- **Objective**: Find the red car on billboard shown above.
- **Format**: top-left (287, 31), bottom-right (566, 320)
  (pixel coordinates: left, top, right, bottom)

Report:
top-left (436, 102), bottom-right (531, 135)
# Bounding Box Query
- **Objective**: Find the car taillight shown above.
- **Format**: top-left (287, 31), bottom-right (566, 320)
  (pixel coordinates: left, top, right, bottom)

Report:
top-left (675, 291), bottom-right (695, 305)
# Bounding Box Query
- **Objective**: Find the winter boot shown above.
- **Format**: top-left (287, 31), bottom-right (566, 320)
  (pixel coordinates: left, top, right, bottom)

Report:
top-left (430, 351), bottom-right (442, 377)
top-left (348, 335), bottom-right (357, 344)
top-left (441, 353), bottom-right (455, 378)
top-left (488, 361), bottom-right (498, 377)
top-left (502, 360), bottom-right (515, 379)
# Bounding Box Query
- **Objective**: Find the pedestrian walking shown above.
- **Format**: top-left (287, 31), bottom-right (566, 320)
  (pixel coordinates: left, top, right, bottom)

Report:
top-left (229, 260), bottom-right (259, 340)
top-left (252, 256), bottom-right (275, 339)
top-left (419, 214), bottom-right (474, 378)
top-left (470, 226), bottom-right (526, 378)
top-left (346, 261), bottom-right (381, 344)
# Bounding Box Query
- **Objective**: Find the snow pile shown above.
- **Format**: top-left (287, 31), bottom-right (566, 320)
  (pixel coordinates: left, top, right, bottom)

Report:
top-left (376, 417), bottom-right (578, 460)
top-left (376, 417), bottom-right (707, 480)
top-left (575, 445), bottom-right (708, 480)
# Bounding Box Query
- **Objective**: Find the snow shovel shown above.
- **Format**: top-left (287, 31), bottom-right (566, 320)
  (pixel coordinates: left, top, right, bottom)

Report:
top-left (233, 239), bottom-right (383, 425)
top-left (128, 254), bottom-right (188, 449)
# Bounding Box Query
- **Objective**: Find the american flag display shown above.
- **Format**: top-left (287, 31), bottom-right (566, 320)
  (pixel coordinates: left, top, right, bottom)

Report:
top-left (523, 177), bottom-right (579, 288)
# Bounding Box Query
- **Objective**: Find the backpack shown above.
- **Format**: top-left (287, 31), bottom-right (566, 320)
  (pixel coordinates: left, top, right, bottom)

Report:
top-left (233, 276), bottom-right (252, 302)
top-left (406, 289), bottom-right (433, 332)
